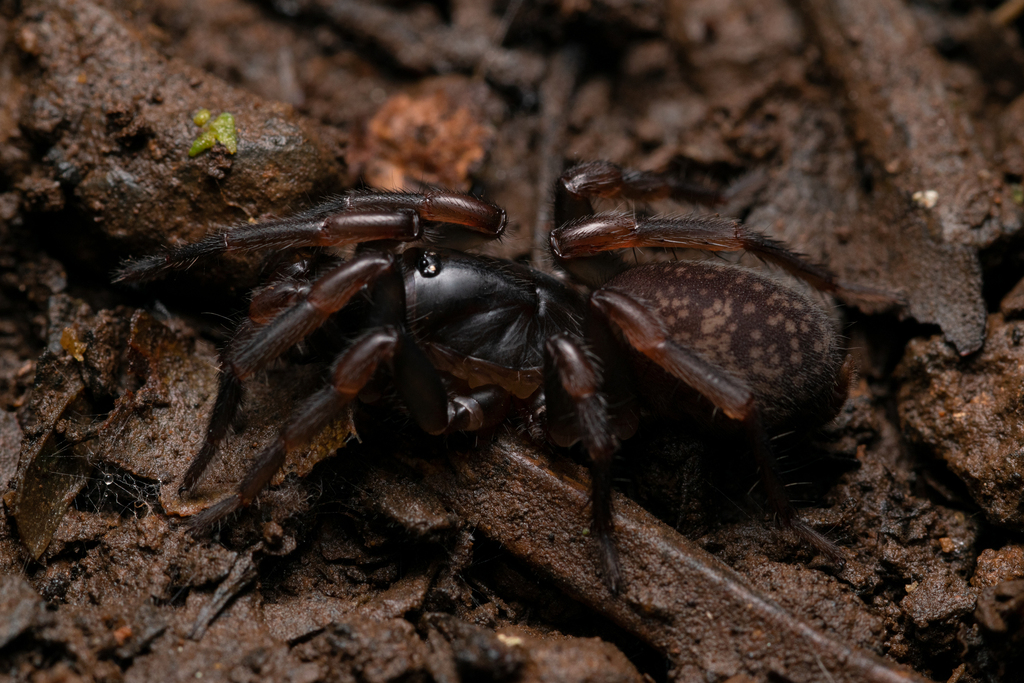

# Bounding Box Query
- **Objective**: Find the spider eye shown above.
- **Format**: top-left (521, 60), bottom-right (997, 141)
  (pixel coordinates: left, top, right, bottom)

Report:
top-left (417, 251), bottom-right (442, 278)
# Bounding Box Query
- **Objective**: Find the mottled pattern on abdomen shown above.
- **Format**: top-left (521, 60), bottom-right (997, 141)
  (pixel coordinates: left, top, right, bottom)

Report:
top-left (604, 261), bottom-right (847, 430)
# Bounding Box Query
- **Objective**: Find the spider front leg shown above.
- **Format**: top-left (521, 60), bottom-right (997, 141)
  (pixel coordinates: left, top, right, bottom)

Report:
top-left (115, 189), bottom-right (506, 283)
top-left (116, 207), bottom-right (421, 283)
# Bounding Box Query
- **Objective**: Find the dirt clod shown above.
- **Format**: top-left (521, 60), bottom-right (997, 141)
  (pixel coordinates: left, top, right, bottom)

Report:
top-left (897, 314), bottom-right (1024, 530)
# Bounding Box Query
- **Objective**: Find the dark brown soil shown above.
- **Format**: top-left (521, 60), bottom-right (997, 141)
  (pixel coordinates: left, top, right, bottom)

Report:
top-left (2, 0), bottom-right (1024, 681)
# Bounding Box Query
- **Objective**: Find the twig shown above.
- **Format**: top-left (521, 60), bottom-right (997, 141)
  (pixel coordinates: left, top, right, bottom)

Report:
top-left (413, 435), bottom-right (934, 683)
top-left (531, 46), bottom-right (583, 266)
top-left (311, 0), bottom-right (545, 91)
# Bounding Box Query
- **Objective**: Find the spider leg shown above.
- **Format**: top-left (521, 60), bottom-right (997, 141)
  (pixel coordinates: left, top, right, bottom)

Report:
top-left (181, 256), bottom-right (334, 493)
top-left (178, 251), bottom-right (398, 493)
top-left (589, 289), bottom-right (844, 564)
top-left (552, 212), bottom-right (900, 307)
top-left (543, 333), bottom-right (621, 592)
top-left (552, 162), bottom-right (726, 289)
top-left (555, 160), bottom-right (723, 225)
top-left (344, 189), bottom-right (507, 235)
top-left (115, 207), bottom-right (422, 283)
top-left (227, 252), bottom-right (397, 380)
top-left (553, 213), bottom-right (833, 290)
top-left (116, 189), bottom-right (506, 283)
top-left (187, 253), bottom-right (454, 517)
top-left (179, 356), bottom-right (244, 493)
top-left (188, 326), bottom-right (410, 529)
top-left (181, 257), bottom-right (327, 492)
top-left (192, 327), bottom-right (453, 528)
top-left (247, 257), bottom-right (320, 324)
top-left (590, 289), bottom-right (753, 418)
top-left (744, 419), bottom-right (847, 566)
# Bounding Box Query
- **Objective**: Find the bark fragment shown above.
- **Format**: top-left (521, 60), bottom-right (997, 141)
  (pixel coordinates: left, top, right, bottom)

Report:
top-left (800, 0), bottom-right (1022, 353)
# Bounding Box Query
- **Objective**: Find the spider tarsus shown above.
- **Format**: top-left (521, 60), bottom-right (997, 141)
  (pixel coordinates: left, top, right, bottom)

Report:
top-left (113, 254), bottom-right (175, 283)
top-left (598, 531), bottom-right (622, 594)
top-left (186, 495), bottom-right (242, 534)
top-left (179, 370), bottom-right (246, 494)
top-left (115, 233), bottom-right (235, 283)
top-left (178, 441), bottom-right (217, 495)
top-left (788, 517), bottom-right (847, 570)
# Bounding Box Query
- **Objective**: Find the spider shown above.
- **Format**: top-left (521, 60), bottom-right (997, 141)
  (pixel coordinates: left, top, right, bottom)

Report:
top-left (115, 160), bottom-right (889, 591)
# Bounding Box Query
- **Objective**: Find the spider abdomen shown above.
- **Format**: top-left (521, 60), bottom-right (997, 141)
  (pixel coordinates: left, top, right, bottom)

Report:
top-left (605, 261), bottom-right (849, 431)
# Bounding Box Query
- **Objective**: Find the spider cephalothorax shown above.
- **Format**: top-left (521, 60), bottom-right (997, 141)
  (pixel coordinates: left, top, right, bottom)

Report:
top-left (116, 161), bottom-right (890, 590)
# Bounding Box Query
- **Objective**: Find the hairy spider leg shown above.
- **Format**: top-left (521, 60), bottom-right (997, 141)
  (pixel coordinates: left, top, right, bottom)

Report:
top-left (552, 162), bottom-right (726, 289)
top-left (190, 264), bottom-right (452, 530)
top-left (552, 212), bottom-right (900, 307)
top-left (555, 160), bottom-right (724, 226)
top-left (229, 254), bottom-right (400, 377)
top-left (742, 417), bottom-right (847, 566)
top-left (115, 208), bottom-right (422, 283)
top-left (114, 189), bottom-right (507, 283)
top-left (543, 333), bottom-right (621, 591)
top-left (552, 212), bottom-right (841, 289)
top-left (189, 327), bottom-right (408, 529)
top-left (179, 251), bottom-right (399, 493)
top-left (180, 257), bottom-right (330, 493)
top-left (590, 289), bottom-right (845, 573)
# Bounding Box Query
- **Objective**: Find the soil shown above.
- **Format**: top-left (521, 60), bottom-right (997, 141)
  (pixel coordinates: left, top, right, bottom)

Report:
top-left (2, 0), bottom-right (1024, 681)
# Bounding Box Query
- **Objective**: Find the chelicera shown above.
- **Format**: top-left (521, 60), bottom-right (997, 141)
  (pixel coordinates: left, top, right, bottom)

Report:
top-left (116, 160), bottom-right (888, 590)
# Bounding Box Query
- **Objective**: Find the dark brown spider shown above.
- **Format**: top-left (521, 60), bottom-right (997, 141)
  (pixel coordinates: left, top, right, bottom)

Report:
top-left (115, 161), bottom-right (891, 591)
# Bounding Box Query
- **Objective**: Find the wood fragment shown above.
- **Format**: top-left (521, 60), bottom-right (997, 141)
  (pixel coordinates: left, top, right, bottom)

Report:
top-left (414, 436), bottom-right (935, 683)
